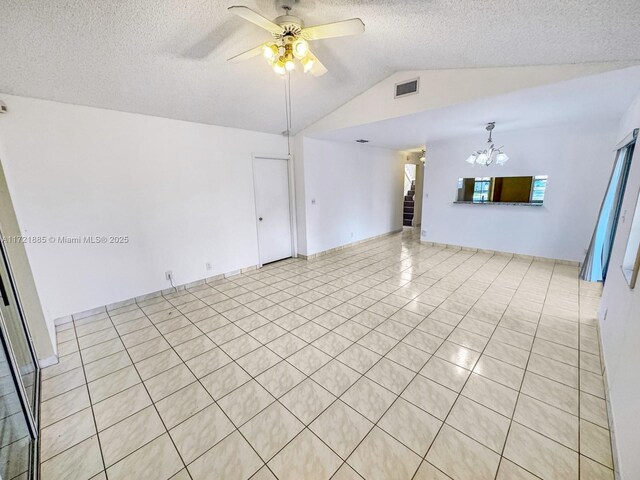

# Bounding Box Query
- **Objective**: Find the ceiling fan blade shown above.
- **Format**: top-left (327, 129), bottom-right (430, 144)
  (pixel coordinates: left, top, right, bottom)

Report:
top-left (309, 51), bottom-right (328, 77)
top-left (227, 43), bottom-right (265, 63)
top-left (301, 18), bottom-right (365, 41)
top-left (228, 6), bottom-right (284, 35)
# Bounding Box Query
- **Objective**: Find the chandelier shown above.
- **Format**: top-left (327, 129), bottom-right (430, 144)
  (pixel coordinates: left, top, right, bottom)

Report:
top-left (262, 36), bottom-right (316, 75)
top-left (465, 122), bottom-right (509, 166)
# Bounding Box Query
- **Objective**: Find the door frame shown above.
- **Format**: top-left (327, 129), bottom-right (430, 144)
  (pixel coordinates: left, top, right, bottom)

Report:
top-left (0, 235), bottom-right (41, 480)
top-left (251, 153), bottom-right (298, 268)
top-left (0, 237), bottom-right (40, 434)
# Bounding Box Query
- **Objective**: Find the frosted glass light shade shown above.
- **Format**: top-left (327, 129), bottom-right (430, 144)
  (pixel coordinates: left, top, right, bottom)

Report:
top-left (476, 153), bottom-right (489, 165)
top-left (466, 154), bottom-right (477, 165)
top-left (495, 152), bottom-right (509, 165)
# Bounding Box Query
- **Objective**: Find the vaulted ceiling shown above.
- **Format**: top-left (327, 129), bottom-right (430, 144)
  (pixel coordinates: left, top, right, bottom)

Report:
top-left (314, 66), bottom-right (640, 149)
top-left (1, 0), bottom-right (640, 133)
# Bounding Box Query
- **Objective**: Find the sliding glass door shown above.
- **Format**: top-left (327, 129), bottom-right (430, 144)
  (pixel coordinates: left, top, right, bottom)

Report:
top-left (581, 130), bottom-right (637, 282)
top-left (0, 237), bottom-right (40, 479)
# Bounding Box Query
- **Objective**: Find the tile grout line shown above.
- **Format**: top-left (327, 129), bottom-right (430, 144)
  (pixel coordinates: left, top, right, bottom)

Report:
top-left (37, 234), bottom-right (452, 475)
top-left (287, 249), bottom-right (503, 478)
top-left (262, 243), bottom-right (487, 478)
top-left (250, 240), bottom-right (609, 477)
top-left (44, 258), bottom-right (531, 430)
top-left (407, 251), bottom-right (534, 480)
top-left (139, 285), bottom-right (296, 479)
top-left (491, 260), bottom-right (555, 480)
top-left (344, 251), bottom-right (505, 479)
top-left (49, 315), bottom-right (107, 476)
top-left (38, 232), bottom-right (612, 480)
top-left (100, 305), bottom-right (192, 479)
top-left (159, 238), bottom-right (473, 477)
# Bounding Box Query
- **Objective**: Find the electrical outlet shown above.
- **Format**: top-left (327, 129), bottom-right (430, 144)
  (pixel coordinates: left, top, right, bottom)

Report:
top-left (165, 271), bottom-right (173, 281)
top-left (421, 229), bottom-right (427, 236)
top-left (205, 262), bottom-right (212, 271)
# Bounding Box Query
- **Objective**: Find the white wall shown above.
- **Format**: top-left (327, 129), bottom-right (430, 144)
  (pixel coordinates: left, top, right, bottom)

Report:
top-left (0, 160), bottom-right (55, 360)
top-left (0, 95), bottom-right (287, 342)
top-left (299, 137), bottom-right (404, 256)
top-left (598, 92), bottom-right (640, 480)
top-left (420, 120), bottom-right (617, 261)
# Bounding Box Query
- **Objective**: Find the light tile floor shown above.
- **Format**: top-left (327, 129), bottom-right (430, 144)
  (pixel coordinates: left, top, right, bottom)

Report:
top-left (39, 229), bottom-right (614, 480)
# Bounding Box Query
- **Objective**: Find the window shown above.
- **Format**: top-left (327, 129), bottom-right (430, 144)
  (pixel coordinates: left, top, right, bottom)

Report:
top-left (531, 176), bottom-right (548, 203)
top-left (622, 189), bottom-right (640, 288)
top-left (472, 177), bottom-right (491, 203)
top-left (456, 175), bottom-right (548, 205)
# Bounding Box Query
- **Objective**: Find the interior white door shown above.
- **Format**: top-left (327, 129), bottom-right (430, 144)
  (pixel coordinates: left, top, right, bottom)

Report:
top-left (254, 157), bottom-right (293, 264)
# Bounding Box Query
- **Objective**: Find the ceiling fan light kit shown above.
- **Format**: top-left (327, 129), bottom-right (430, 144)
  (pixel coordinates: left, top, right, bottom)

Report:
top-left (227, 4), bottom-right (365, 77)
top-left (465, 122), bottom-right (510, 166)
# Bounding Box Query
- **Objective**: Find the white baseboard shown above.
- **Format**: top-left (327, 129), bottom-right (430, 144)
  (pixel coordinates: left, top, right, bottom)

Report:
top-left (419, 240), bottom-right (581, 266)
top-left (39, 355), bottom-right (59, 368)
top-left (54, 315), bottom-right (73, 326)
top-left (299, 228), bottom-right (404, 260)
top-left (59, 262), bottom-right (261, 327)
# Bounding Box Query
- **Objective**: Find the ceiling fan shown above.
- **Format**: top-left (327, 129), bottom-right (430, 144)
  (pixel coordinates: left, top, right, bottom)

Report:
top-left (227, 4), bottom-right (365, 76)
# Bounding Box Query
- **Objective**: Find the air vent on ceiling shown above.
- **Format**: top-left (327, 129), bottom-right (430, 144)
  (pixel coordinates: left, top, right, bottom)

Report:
top-left (355, 139), bottom-right (369, 143)
top-left (395, 78), bottom-right (419, 98)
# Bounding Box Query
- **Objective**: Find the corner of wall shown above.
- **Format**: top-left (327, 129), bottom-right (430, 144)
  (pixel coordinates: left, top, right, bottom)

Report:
top-left (291, 134), bottom-right (308, 256)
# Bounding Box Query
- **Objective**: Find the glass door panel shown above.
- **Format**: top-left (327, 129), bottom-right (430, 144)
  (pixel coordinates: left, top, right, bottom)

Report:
top-left (0, 337), bottom-right (32, 479)
top-left (581, 132), bottom-right (637, 282)
top-left (0, 243), bottom-right (38, 419)
top-left (0, 236), bottom-right (39, 479)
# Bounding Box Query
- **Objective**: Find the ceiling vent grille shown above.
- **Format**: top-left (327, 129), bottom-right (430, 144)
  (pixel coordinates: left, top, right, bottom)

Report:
top-left (394, 78), bottom-right (419, 98)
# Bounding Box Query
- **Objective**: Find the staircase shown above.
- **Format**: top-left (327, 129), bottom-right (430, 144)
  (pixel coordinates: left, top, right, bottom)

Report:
top-left (403, 180), bottom-right (415, 226)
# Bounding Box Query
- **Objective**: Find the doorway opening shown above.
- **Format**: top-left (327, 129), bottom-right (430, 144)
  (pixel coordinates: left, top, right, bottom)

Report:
top-left (403, 156), bottom-right (424, 228)
top-left (403, 164), bottom-right (416, 226)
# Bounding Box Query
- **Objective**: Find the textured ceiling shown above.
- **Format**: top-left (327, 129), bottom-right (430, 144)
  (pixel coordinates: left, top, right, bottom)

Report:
top-left (1, 0), bottom-right (640, 133)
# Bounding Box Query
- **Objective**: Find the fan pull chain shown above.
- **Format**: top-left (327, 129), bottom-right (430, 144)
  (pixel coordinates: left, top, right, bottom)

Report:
top-left (284, 72), bottom-right (293, 156)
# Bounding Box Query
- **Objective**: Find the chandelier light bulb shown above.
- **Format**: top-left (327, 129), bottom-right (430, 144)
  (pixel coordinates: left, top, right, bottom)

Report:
top-left (273, 59), bottom-right (286, 75)
top-left (292, 39), bottom-right (309, 59)
top-left (263, 43), bottom-right (278, 60)
top-left (262, 37), bottom-right (320, 76)
top-left (302, 54), bottom-right (315, 73)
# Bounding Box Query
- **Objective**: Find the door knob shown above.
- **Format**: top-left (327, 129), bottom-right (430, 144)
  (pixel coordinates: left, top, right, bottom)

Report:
top-left (259, 217), bottom-right (263, 221)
